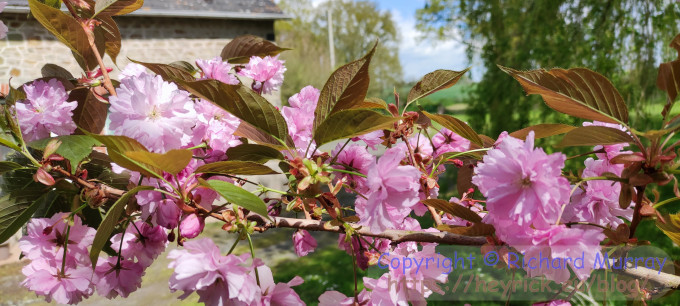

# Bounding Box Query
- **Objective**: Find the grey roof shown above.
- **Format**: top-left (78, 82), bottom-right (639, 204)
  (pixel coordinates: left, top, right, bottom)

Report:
top-left (3, 0), bottom-right (288, 20)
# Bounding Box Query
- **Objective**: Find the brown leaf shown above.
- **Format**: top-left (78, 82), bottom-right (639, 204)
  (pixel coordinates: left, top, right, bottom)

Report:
top-left (437, 223), bottom-right (495, 236)
top-left (658, 34), bottom-right (680, 120)
top-left (509, 123), bottom-right (576, 140)
top-left (629, 173), bottom-right (654, 187)
top-left (220, 35), bottom-right (290, 64)
top-left (557, 126), bottom-right (634, 147)
top-left (423, 112), bottom-right (482, 146)
top-left (610, 153), bottom-right (646, 164)
top-left (405, 68), bottom-right (470, 111)
top-left (619, 183), bottom-right (634, 209)
top-left (96, 16), bottom-right (121, 64)
top-left (457, 165), bottom-right (475, 199)
top-left (422, 199), bottom-right (482, 223)
top-left (69, 88), bottom-right (109, 134)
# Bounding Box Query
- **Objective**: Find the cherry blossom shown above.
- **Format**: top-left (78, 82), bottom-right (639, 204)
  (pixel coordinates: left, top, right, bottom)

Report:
top-left (293, 229), bottom-right (317, 257)
top-left (94, 256), bottom-right (145, 299)
top-left (110, 221), bottom-right (168, 268)
top-left (21, 258), bottom-right (94, 305)
top-left (14, 79), bottom-right (77, 141)
top-left (239, 55), bottom-right (286, 94)
top-left (196, 56), bottom-right (239, 84)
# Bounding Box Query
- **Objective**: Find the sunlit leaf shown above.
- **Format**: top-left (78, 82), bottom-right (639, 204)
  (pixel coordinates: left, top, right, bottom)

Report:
top-left (422, 199), bottom-right (482, 223)
top-left (125, 149), bottom-right (193, 175)
top-left (226, 144), bottom-right (284, 163)
top-left (29, 135), bottom-right (100, 172)
top-left (96, 16), bottom-right (122, 64)
top-left (90, 185), bottom-right (153, 268)
top-left (0, 191), bottom-right (57, 244)
top-left (313, 42), bottom-right (377, 132)
top-left (499, 65), bottom-right (629, 124)
top-left (313, 109), bottom-right (398, 145)
top-left (658, 34), bottom-right (680, 120)
top-left (656, 213), bottom-right (680, 246)
top-left (557, 126), bottom-right (634, 147)
top-left (405, 68), bottom-right (470, 111)
top-left (93, 0), bottom-right (144, 18)
top-left (509, 123), bottom-right (577, 140)
top-left (220, 35), bottom-right (290, 64)
top-left (86, 134), bottom-right (161, 177)
top-left (355, 97), bottom-right (388, 110)
top-left (423, 111), bottom-right (482, 146)
top-left (200, 179), bottom-right (269, 218)
top-left (195, 161), bottom-right (279, 175)
top-left (233, 122), bottom-right (291, 151)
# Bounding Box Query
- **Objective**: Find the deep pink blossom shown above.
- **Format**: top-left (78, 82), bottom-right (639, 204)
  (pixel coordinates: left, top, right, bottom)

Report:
top-left (168, 238), bottom-right (261, 304)
top-left (191, 99), bottom-right (241, 154)
top-left (179, 213), bottom-right (205, 239)
top-left (432, 128), bottom-right (470, 156)
top-left (0, 2), bottom-right (8, 39)
top-left (358, 146), bottom-right (421, 232)
top-left (331, 143), bottom-right (375, 193)
top-left (110, 221), bottom-right (168, 268)
top-left (94, 256), bottom-right (145, 299)
top-left (239, 55), bottom-right (286, 94)
top-left (293, 229), bottom-right (317, 257)
top-left (196, 56), bottom-right (239, 84)
top-left (19, 213), bottom-right (95, 261)
top-left (21, 258), bottom-right (93, 305)
top-left (472, 131), bottom-right (569, 230)
top-left (282, 85), bottom-right (320, 156)
top-left (14, 79), bottom-right (77, 141)
top-left (256, 265), bottom-right (305, 305)
top-left (109, 72), bottom-right (196, 153)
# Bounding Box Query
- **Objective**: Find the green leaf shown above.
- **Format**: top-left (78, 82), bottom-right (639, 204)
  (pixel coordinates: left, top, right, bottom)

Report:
top-left (557, 126), bottom-right (634, 147)
top-left (69, 88), bottom-right (109, 135)
top-left (195, 161), bottom-right (278, 175)
top-left (200, 179), bottom-right (269, 218)
top-left (226, 144), bottom-right (284, 163)
top-left (96, 15), bottom-right (122, 64)
top-left (0, 161), bottom-right (22, 174)
top-left (129, 59), bottom-right (196, 83)
top-left (28, 0), bottom-right (96, 70)
top-left (0, 191), bottom-right (57, 244)
top-left (93, 0), bottom-right (144, 18)
top-left (422, 199), bottom-right (482, 223)
top-left (656, 213), bottom-right (680, 247)
top-left (220, 35), bottom-right (291, 64)
top-left (423, 112), bottom-right (482, 146)
top-left (313, 109), bottom-right (398, 145)
top-left (41, 0), bottom-right (63, 9)
top-left (313, 43), bottom-right (377, 132)
top-left (178, 80), bottom-right (289, 141)
top-left (86, 134), bottom-right (161, 177)
top-left (658, 34), bottom-right (680, 120)
top-left (405, 68), bottom-right (470, 111)
top-left (29, 135), bottom-right (100, 171)
top-left (509, 123), bottom-right (577, 140)
top-left (124, 149), bottom-right (193, 175)
top-left (90, 185), bottom-right (153, 268)
top-left (41, 63), bottom-right (74, 80)
top-left (499, 65), bottom-right (629, 125)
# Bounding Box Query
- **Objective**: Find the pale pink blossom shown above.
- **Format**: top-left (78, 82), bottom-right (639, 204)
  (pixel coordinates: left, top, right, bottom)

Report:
top-left (109, 72), bottom-right (196, 153)
top-left (0, 2), bottom-right (8, 39)
top-left (319, 289), bottom-right (371, 305)
top-left (293, 229), bottom-right (317, 257)
top-left (472, 131), bottom-right (570, 230)
top-left (358, 146), bottom-right (421, 232)
top-left (432, 127), bottom-right (470, 156)
top-left (191, 99), bottom-right (241, 154)
top-left (239, 55), bottom-right (286, 94)
top-left (352, 129), bottom-right (384, 150)
top-left (168, 238), bottom-right (261, 305)
top-left (179, 213), bottom-right (205, 239)
top-left (21, 258), bottom-right (93, 305)
top-left (94, 256), bottom-right (145, 299)
top-left (196, 56), bottom-right (239, 84)
top-left (14, 79), bottom-right (77, 141)
top-left (119, 63), bottom-right (147, 80)
top-left (110, 221), bottom-right (168, 268)
top-left (19, 213), bottom-right (95, 261)
top-left (282, 86), bottom-right (320, 157)
top-left (331, 143), bottom-right (375, 193)
top-left (534, 300), bottom-right (571, 306)
top-left (256, 265), bottom-right (305, 305)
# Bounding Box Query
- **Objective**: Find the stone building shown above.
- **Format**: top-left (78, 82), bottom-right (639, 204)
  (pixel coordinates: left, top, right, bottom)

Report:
top-left (0, 0), bottom-right (287, 263)
top-left (0, 0), bottom-right (287, 86)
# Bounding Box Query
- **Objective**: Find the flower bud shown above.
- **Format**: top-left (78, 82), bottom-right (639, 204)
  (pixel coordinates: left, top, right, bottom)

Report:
top-left (33, 168), bottom-right (55, 186)
top-left (179, 214), bottom-right (205, 239)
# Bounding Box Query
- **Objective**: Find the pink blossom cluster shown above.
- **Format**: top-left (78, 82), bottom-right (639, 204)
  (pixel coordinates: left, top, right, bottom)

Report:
top-left (239, 55), bottom-right (286, 94)
top-left (14, 79), bottom-right (78, 141)
top-left (281, 85), bottom-right (321, 157)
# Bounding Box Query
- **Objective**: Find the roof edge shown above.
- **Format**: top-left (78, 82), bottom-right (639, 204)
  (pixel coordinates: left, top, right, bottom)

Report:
top-left (3, 6), bottom-right (291, 20)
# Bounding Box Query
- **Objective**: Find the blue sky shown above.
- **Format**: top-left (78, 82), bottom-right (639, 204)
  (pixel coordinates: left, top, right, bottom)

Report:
top-left (310, 0), bottom-right (473, 81)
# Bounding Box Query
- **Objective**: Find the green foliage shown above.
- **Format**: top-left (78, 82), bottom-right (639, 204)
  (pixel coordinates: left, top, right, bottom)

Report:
top-left (416, 0), bottom-right (680, 136)
top-left (0, 190), bottom-right (58, 244)
top-left (200, 179), bottom-right (269, 218)
top-left (29, 135), bottom-right (100, 171)
top-left (86, 134), bottom-right (161, 177)
top-left (276, 0), bottom-right (402, 101)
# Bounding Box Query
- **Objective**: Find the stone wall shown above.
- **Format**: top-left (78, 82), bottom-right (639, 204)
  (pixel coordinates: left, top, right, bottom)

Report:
top-left (0, 13), bottom-right (275, 85)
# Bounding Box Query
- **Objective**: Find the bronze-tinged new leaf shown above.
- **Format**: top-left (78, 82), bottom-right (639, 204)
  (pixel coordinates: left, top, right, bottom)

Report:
top-left (656, 213), bottom-right (680, 247)
top-left (658, 34), bottom-right (680, 120)
top-left (93, 0), bottom-right (144, 18)
top-left (457, 165), bottom-right (475, 198)
top-left (90, 185), bottom-right (153, 268)
top-left (509, 123), bottom-right (577, 140)
top-left (69, 88), bottom-right (109, 135)
top-left (610, 153), bottom-right (646, 164)
top-left (220, 35), bottom-right (290, 64)
top-left (499, 66), bottom-right (629, 124)
top-left (423, 111), bottom-right (482, 146)
top-left (179, 80), bottom-right (289, 142)
top-left (226, 144), bottom-right (284, 163)
top-left (313, 109), bottom-right (398, 145)
top-left (422, 199), bottom-right (482, 223)
top-left (28, 0), bottom-right (96, 70)
top-left (437, 223), bottom-right (495, 236)
top-left (125, 149), bottom-right (193, 175)
top-left (233, 122), bottom-right (291, 151)
top-left (129, 59), bottom-right (196, 83)
top-left (87, 134), bottom-right (161, 177)
top-left (96, 16), bottom-right (122, 64)
top-left (557, 126), bottom-right (634, 147)
top-left (619, 183), bottom-right (633, 209)
top-left (41, 64), bottom-right (74, 80)
top-left (355, 97), bottom-right (388, 110)
top-left (313, 43), bottom-right (377, 132)
top-left (405, 68), bottom-right (470, 111)
top-left (195, 161), bottom-right (279, 175)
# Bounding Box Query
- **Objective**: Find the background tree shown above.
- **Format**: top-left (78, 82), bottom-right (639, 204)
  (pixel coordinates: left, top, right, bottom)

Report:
top-left (276, 0), bottom-right (403, 101)
top-left (416, 0), bottom-right (680, 137)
